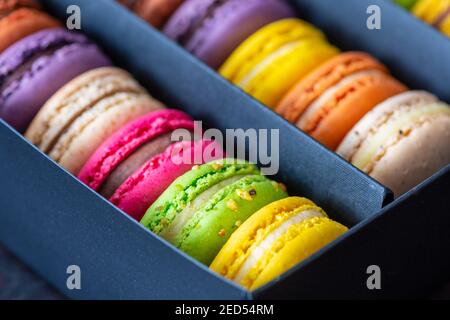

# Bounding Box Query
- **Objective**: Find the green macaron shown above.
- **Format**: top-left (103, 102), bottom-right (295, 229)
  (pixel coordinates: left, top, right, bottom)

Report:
top-left (141, 159), bottom-right (288, 265)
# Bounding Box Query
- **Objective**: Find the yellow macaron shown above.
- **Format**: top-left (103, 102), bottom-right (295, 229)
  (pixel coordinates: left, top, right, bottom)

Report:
top-left (210, 197), bottom-right (348, 290)
top-left (412, 0), bottom-right (450, 36)
top-left (219, 19), bottom-right (340, 109)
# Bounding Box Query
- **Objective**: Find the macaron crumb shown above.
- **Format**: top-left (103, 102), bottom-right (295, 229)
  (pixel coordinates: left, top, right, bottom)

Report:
top-left (236, 189), bottom-right (254, 201)
top-left (212, 163), bottom-right (224, 171)
top-left (218, 229), bottom-right (226, 237)
top-left (227, 199), bottom-right (239, 212)
top-left (275, 182), bottom-right (287, 193)
top-left (235, 220), bottom-right (242, 227)
top-left (191, 165), bottom-right (200, 170)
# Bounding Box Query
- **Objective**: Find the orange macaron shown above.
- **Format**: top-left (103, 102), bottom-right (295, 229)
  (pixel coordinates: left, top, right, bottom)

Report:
top-left (0, 2), bottom-right (60, 53)
top-left (276, 52), bottom-right (407, 150)
top-left (118, 0), bottom-right (183, 28)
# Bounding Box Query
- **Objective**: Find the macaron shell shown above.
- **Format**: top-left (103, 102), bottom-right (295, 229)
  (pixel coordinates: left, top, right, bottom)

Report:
top-left (244, 39), bottom-right (339, 109)
top-left (304, 72), bottom-right (407, 150)
top-left (51, 92), bottom-right (161, 175)
top-left (369, 114), bottom-right (450, 195)
top-left (220, 19), bottom-right (326, 81)
top-left (98, 132), bottom-right (173, 198)
top-left (1, 28), bottom-right (112, 132)
top-left (164, 0), bottom-right (295, 69)
top-left (141, 159), bottom-right (260, 233)
top-left (177, 175), bottom-right (289, 265)
top-left (337, 91), bottom-right (439, 161)
top-left (276, 52), bottom-right (388, 123)
top-left (78, 109), bottom-right (194, 191)
top-left (25, 67), bottom-right (149, 151)
top-left (111, 139), bottom-right (225, 221)
top-left (251, 217), bottom-right (347, 290)
top-left (413, 0), bottom-right (449, 24)
top-left (0, 8), bottom-right (60, 53)
top-left (210, 197), bottom-right (322, 278)
top-left (118, 0), bottom-right (183, 28)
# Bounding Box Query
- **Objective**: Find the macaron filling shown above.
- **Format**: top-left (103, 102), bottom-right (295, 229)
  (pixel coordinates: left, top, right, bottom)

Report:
top-left (99, 132), bottom-right (173, 198)
top-left (350, 102), bottom-right (450, 173)
top-left (160, 174), bottom-right (250, 241)
top-left (233, 209), bottom-right (324, 283)
top-left (296, 70), bottom-right (385, 129)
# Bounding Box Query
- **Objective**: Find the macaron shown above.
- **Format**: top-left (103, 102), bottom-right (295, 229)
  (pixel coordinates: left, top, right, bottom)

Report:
top-left (210, 197), bottom-right (348, 290)
top-left (412, 0), bottom-right (450, 36)
top-left (25, 67), bottom-right (163, 175)
top-left (141, 160), bottom-right (288, 265)
top-left (163, 0), bottom-right (295, 69)
top-left (276, 52), bottom-right (408, 150)
top-left (394, 0), bottom-right (418, 9)
top-left (337, 91), bottom-right (450, 196)
top-left (0, 28), bottom-right (112, 132)
top-left (0, 3), bottom-right (60, 53)
top-left (110, 139), bottom-right (225, 220)
top-left (219, 18), bottom-right (339, 109)
top-left (117, 0), bottom-right (184, 28)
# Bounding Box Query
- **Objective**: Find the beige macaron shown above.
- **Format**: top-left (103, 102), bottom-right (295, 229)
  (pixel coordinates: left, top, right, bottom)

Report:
top-left (337, 91), bottom-right (450, 196)
top-left (25, 67), bottom-right (164, 175)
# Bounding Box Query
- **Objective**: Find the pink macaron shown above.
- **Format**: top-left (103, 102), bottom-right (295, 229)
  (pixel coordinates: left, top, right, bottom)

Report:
top-left (110, 139), bottom-right (225, 220)
top-left (79, 109), bottom-right (194, 192)
top-left (78, 108), bottom-right (225, 220)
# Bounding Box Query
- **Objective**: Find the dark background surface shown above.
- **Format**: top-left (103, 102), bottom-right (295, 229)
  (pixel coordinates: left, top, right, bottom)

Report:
top-left (0, 244), bottom-right (449, 300)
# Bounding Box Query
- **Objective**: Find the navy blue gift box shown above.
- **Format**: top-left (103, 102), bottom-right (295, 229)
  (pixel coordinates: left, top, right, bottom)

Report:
top-left (0, 0), bottom-right (449, 299)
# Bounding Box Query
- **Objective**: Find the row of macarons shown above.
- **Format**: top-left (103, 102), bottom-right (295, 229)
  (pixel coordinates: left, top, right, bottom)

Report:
top-left (1, 0), bottom-right (449, 198)
top-left (394, 0), bottom-right (450, 37)
top-left (0, 2), bottom-right (348, 289)
top-left (122, 0), bottom-right (450, 196)
top-left (27, 67), bottom-right (348, 291)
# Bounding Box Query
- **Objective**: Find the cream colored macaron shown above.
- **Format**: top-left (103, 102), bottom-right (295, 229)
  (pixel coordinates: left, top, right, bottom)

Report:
top-left (337, 91), bottom-right (450, 196)
top-left (25, 67), bottom-right (164, 175)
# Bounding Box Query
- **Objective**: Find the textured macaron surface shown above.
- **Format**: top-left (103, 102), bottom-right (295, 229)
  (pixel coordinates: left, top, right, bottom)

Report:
top-left (211, 197), bottom-right (347, 290)
top-left (276, 52), bottom-right (389, 123)
top-left (78, 109), bottom-right (195, 192)
top-left (141, 159), bottom-right (260, 233)
top-left (338, 91), bottom-right (450, 195)
top-left (176, 175), bottom-right (289, 265)
top-left (118, 0), bottom-right (184, 28)
top-left (164, 0), bottom-right (295, 68)
top-left (0, 8), bottom-right (60, 53)
top-left (110, 139), bottom-right (225, 221)
top-left (0, 28), bottom-right (111, 132)
top-left (274, 52), bottom-right (407, 150)
top-left (219, 18), bottom-right (339, 108)
top-left (25, 67), bottom-right (162, 174)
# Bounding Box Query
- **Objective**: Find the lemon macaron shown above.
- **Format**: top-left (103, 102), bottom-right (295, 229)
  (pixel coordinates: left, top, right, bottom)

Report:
top-left (210, 197), bottom-right (348, 290)
top-left (219, 18), bottom-right (340, 109)
top-left (412, 0), bottom-right (450, 37)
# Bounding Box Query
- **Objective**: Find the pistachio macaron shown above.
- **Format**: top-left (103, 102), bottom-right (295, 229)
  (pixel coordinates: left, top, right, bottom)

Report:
top-left (219, 18), bottom-right (339, 109)
top-left (141, 159), bottom-right (288, 265)
top-left (211, 197), bottom-right (348, 290)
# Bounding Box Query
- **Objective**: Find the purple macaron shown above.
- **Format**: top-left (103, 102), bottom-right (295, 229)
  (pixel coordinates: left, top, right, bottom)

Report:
top-left (163, 0), bottom-right (295, 69)
top-left (0, 28), bottom-right (111, 133)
